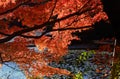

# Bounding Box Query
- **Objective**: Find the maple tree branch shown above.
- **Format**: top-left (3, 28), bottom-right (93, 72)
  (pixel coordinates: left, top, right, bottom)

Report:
top-left (79, 0), bottom-right (91, 10)
top-left (20, 25), bottom-right (92, 38)
top-left (21, 31), bottom-right (48, 38)
top-left (20, 35), bottom-right (40, 38)
top-left (0, 0), bottom-right (29, 16)
top-left (0, 32), bottom-right (10, 36)
top-left (0, 22), bottom-right (47, 43)
top-left (47, 0), bottom-right (57, 21)
top-left (25, 0), bottom-right (52, 7)
top-left (8, 18), bottom-right (30, 29)
top-left (0, 0), bottom-right (52, 16)
top-left (52, 26), bottom-right (92, 31)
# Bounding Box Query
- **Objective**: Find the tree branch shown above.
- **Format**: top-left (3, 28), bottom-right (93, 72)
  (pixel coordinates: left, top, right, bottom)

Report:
top-left (19, 25), bottom-right (92, 38)
top-left (25, 0), bottom-right (52, 7)
top-left (0, 0), bottom-right (29, 16)
top-left (47, 0), bottom-right (57, 21)
top-left (0, 0), bottom-right (52, 16)
top-left (0, 32), bottom-right (10, 36)
top-left (52, 26), bottom-right (92, 31)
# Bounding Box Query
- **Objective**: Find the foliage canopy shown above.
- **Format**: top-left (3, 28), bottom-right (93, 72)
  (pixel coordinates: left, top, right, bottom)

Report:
top-left (0, 0), bottom-right (108, 77)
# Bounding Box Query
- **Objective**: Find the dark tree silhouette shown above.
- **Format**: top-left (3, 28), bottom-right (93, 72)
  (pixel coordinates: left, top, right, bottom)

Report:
top-left (102, 0), bottom-right (120, 40)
